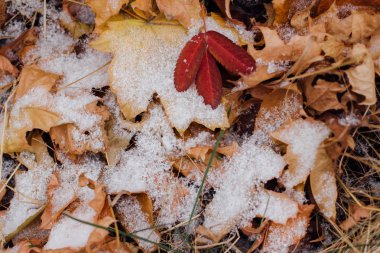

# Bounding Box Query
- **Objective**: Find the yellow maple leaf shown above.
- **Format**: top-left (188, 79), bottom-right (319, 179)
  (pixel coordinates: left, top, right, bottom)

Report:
top-left (91, 17), bottom-right (234, 133)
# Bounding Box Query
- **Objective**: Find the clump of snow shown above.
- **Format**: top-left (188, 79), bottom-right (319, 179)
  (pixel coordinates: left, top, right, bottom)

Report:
top-left (263, 217), bottom-right (308, 253)
top-left (104, 105), bottom-right (198, 226)
top-left (10, 87), bottom-right (108, 152)
top-left (278, 119), bottom-right (331, 188)
top-left (51, 154), bottom-right (103, 214)
top-left (338, 113), bottom-right (361, 126)
top-left (115, 196), bottom-right (161, 251)
top-left (0, 152), bottom-right (53, 238)
top-left (8, 0), bottom-right (42, 18)
top-left (0, 75), bottom-right (15, 89)
top-left (44, 204), bottom-right (97, 250)
top-left (203, 134), bottom-right (287, 235)
top-left (313, 171), bottom-right (336, 218)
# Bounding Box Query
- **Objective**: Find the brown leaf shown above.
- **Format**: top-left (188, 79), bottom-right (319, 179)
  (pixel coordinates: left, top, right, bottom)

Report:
top-left (86, 0), bottom-right (128, 28)
top-left (303, 78), bottom-right (346, 112)
top-left (156, 0), bottom-right (201, 28)
top-left (368, 27), bottom-right (380, 75)
top-left (340, 203), bottom-right (371, 231)
top-left (217, 141), bottom-right (239, 157)
top-left (271, 118), bottom-right (331, 189)
top-left (262, 205), bottom-right (314, 252)
top-left (131, 0), bottom-right (156, 19)
top-left (14, 65), bottom-right (61, 101)
top-left (187, 145), bottom-right (211, 162)
top-left (310, 147), bottom-right (337, 220)
top-left (345, 43), bottom-right (376, 105)
top-left (242, 26), bottom-right (321, 88)
top-left (0, 55), bottom-right (18, 77)
top-left (86, 216), bottom-right (115, 253)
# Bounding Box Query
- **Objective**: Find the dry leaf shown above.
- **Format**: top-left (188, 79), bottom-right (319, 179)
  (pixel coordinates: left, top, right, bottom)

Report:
top-left (310, 147), bottom-right (337, 220)
top-left (86, 0), bottom-right (129, 28)
top-left (242, 26), bottom-right (321, 88)
top-left (368, 27), bottom-right (380, 75)
top-left (345, 43), bottom-right (376, 105)
top-left (14, 65), bottom-right (60, 101)
top-left (156, 0), bottom-right (201, 28)
top-left (114, 195), bottom-right (160, 252)
top-left (0, 55), bottom-right (18, 77)
top-left (131, 0), bottom-right (156, 19)
top-left (340, 203), bottom-right (371, 231)
top-left (303, 78), bottom-right (346, 112)
top-left (86, 216), bottom-right (115, 253)
top-left (272, 118), bottom-right (331, 189)
top-left (187, 146), bottom-right (211, 162)
top-left (262, 205), bottom-right (314, 253)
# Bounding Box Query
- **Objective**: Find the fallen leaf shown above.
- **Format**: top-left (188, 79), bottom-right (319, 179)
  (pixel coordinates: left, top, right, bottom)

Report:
top-left (91, 18), bottom-right (231, 132)
top-left (368, 27), bottom-right (380, 75)
top-left (0, 55), bottom-right (18, 77)
top-left (174, 33), bottom-right (207, 92)
top-left (310, 147), bottom-right (337, 220)
top-left (156, 0), bottom-right (201, 28)
top-left (114, 195), bottom-right (160, 252)
top-left (206, 30), bottom-right (256, 75)
top-left (340, 203), bottom-right (371, 231)
top-left (131, 0), bottom-right (156, 19)
top-left (86, 0), bottom-right (129, 28)
top-left (303, 78), bottom-right (346, 112)
top-left (262, 204), bottom-right (314, 253)
top-left (86, 216), bottom-right (115, 253)
top-left (195, 51), bottom-right (223, 109)
top-left (242, 26), bottom-right (321, 88)
top-left (271, 118), bottom-right (331, 189)
top-left (187, 145), bottom-right (211, 162)
top-left (345, 43), bottom-right (376, 105)
top-left (14, 65), bottom-right (61, 101)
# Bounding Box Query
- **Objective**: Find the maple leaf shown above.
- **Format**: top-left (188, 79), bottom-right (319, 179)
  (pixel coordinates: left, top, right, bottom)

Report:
top-left (91, 17), bottom-right (235, 132)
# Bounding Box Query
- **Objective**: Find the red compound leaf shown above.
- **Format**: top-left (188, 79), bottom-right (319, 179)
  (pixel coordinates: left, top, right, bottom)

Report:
top-left (174, 33), bottom-right (207, 92)
top-left (206, 30), bottom-right (256, 75)
top-left (196, 51), bottom-right (222, 109)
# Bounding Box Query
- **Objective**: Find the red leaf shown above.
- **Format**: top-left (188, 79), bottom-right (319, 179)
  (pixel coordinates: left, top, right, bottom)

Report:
top-left (174, 33), bottom-right (207, 92)
top-left (196, 51), bottom-right (222, 109)
top-left (206, 31), bottom-right (256, 75)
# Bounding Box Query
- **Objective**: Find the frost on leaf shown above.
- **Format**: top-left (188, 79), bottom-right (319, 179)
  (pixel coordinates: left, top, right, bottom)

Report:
top-left (91, 17), bottom-right (236, 132)
top-left (262, 205), bottom-right (314, 253)
top-left (272, 119), bottom-right (331, 189)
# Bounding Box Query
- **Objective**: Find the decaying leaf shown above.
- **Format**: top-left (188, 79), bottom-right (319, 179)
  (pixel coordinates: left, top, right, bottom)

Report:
top-left (114, 195), bottom-right (160, 252)
top-left (14, 65), bottom-right (61, 101)
top-left (131, 0), bottom-right (156, 19)
top-left (345, 43), bottom-right (376, 105)
top-left (303, 78), bottom-right (346, 112)
top-left (242, 26), bottom-right (322, 89)
top-left (262, 204), bottom-right (314, 253)
top-left (272, 118), bottom-right (331, 189)
top-left (340, 203), bottom-right (371, 231)
top-left (310, 147), bottom-right (337, 220)
top-left (0, 55), bottom-right (18, 77)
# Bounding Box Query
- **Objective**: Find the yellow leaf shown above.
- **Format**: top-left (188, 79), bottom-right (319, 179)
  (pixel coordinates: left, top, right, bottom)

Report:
top-left (345, 44), bottom-right (376, 105)
top-left (310, 147), bottom-right (337, 220)
top-left (91, 18), bottom-right (230, 132)
top-left (0, 55), bottom-right (18, 77)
